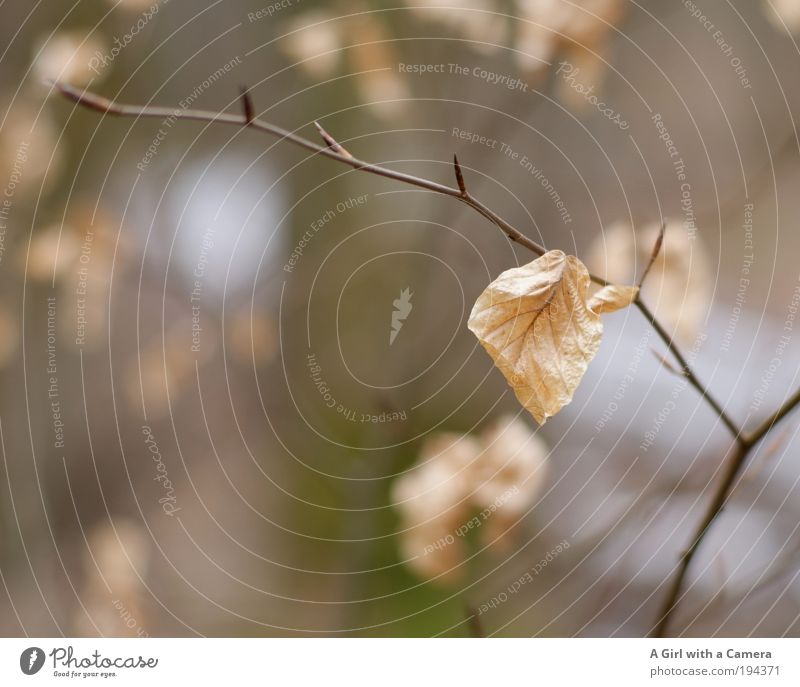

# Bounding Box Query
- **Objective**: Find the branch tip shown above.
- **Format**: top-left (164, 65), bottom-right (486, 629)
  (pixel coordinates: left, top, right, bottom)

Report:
top-left (52, 81), bottom-right (113, 114)
top-left (639, 219), bottom-right (667, 287)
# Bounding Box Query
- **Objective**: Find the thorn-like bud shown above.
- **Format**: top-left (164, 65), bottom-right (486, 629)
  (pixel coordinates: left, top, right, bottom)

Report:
top-left (650, 347), bottom-right (685, 377)
top-left (453, 154), bottom-right (467, 196)
top-left (314, 121), bottom-right (352, 158)
top-left (240, 86), bottom-right (254, 124)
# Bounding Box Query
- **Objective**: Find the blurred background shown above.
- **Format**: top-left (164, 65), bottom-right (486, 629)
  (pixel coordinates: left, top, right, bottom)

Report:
top-left (2, 0), bottom-right (800, 637)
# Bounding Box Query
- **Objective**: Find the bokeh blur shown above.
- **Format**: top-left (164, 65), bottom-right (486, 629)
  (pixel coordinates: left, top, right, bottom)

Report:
top-left (2, 0), bottom-right (800, 637)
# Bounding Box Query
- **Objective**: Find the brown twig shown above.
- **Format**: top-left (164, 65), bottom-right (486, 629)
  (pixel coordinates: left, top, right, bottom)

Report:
top-left (51, 81), bottom-right (550, 260)
top-left (747, 386), bottom-right (800, 446)
top-left (635, 298), bottom-right (741, 441)
top-left (633, 220), bottom-right (738, 436)
top-left (737, 424), bottom-right (792, 489)
top-left (652, 440), bottom-right (749, 637)
top-left (638, 220), bottom-right (666, 288)
top-left (53, 82), bottom-right (800, 638)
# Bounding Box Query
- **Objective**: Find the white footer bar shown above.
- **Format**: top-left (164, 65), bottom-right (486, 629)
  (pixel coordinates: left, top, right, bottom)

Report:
top-left (0, 638), bottom-right (796, 685)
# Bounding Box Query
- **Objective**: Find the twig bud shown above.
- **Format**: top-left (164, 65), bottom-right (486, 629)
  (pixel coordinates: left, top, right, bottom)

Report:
top-left (314, 121), bottom-right (352, 158)
top-left (240, 86), bottom-right (255, 124)
top-left (453, 154), bottom-right (467, 196)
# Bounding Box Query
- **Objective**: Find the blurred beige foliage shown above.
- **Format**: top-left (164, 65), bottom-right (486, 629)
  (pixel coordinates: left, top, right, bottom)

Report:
top-left (282, 8), bottom-right (410, 120)
top-left (588, 220), bottom-right (711, 344)
top-left (392, 415), bottom-right (548, 582)
top-left (0, 305), bottom-right (19, 370)
top-left (400, 0), bottom-right (508, 53)
top-left (33, 30), bottom-right (106, 87)
top-left (22, 206), bottom-right (124, 352)
top-left (282, 11), bottom-right (342, 79)
top-left (110, 0), bottom-right (162, 10)
top-left (278, 0), bottom-right (631, 122)
top-left (515, 0), bottom-right (626, 76)
top-left (1, 103), bottom-right (62, 188)
top-left (73, 520), bottom-right (150, 636)
top-left (24, 223), bottom-right (82, 282)
top-left (348, 12), bottom-right (411, 119)
top-left (127, 317), bottom-right (218, 418)
top-left (765, 0), bottom-right (800, 33)
top-left (227, 309), bottom-right (277, 367)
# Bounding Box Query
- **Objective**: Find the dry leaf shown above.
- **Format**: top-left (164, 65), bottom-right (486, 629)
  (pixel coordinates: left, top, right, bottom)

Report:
top-left (588, 284), bottom-right (639, 314)
top-left (468, 250), bottom-right (602, 424)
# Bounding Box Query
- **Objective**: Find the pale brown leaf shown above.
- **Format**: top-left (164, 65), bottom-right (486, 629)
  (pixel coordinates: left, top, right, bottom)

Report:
top-left (468, 250), bottom-right (603, 424)
top-left (588, 284), bottom-right (639, 314)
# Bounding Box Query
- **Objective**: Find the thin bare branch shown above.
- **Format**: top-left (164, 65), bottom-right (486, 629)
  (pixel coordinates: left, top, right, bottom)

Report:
top-left (738, 424), bottom-right (792, 489)
top-left (639, 219), bottom-right (666, 288)
top-left (747, 386), bottom-right (800, 446)
top-left (636, 297), bottom-right (741, 441)
top-left (52, 82), bottom-right (556, 259)
top-left (652, 439), bottom-right (750, 637)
